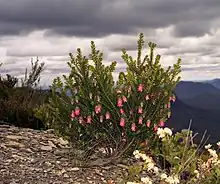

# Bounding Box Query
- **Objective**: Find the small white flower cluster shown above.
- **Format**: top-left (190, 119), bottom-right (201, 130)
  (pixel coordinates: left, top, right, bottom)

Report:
top-left (204, 142), bottom-right (219, 162)
top-left (204, 144), bottom-right (219, 167)
top-left (133, 150), bottom-right (158, 173)
top-left (156, 127), bottom-right (172, 140)
top-left (126, 150), bottom-right (180, 184)
top-left (126, 132), bottom-right (220, 184)
top-left (197, 142), bottom-right (220, 178)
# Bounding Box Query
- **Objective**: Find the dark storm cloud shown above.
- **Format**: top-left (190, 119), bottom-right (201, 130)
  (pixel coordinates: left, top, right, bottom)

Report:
top-left (0, 0), bottom-right (219, 37)
top-left (181, 65), bottom-right (220, 72)
top-left (173, 21), bottom-right (212, 37)
top-left (164, 46), bottom-right (213, 55)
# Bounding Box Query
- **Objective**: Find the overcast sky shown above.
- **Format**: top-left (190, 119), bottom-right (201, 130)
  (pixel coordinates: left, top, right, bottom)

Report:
top-left (0, 0), bottom-right (220, 87)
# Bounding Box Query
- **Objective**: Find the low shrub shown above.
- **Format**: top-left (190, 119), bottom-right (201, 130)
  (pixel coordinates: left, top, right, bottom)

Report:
top-left (34, 33), bottom-right (181, 165)
top-left (0, 59), bottom-right (48, 129)
top-left (125, 127), bottom-right (220, 184)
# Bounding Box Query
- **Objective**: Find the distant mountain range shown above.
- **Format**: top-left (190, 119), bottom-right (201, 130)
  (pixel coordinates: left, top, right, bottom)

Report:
top-left (203, 78), bottom-right (220, 89)
top-left (174, 80), bottom-right (220, 110)
top-left (166, 95), bottom-right (220, 144)
top-left (174, 80), bottom-right (220, 100)
top-left (170, 78), bottom-right (220, 144)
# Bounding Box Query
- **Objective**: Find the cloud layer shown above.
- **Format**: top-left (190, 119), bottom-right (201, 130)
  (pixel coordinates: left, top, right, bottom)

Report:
top-left (0, 0), bottom-right (220, 87)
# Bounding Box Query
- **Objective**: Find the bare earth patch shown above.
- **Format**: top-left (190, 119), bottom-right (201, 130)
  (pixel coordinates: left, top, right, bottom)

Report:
top-left (0, 125), bottom-right (131, 184)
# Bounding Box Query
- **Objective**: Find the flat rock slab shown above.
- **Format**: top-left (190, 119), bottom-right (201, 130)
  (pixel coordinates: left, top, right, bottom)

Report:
top-left (0, 125), bottom-right (128, 184)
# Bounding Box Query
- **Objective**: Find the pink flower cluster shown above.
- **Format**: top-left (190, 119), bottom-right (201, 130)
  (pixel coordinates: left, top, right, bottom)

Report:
top-left (117, 84), bottom-right (159, 132)
top-left (70, 105), bottom-right (111, 124)
top-left (70, 84), bottom-right (174, 134)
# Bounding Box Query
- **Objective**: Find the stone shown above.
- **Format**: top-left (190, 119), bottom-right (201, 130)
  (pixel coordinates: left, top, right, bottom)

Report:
top-left (40, 145), bottom-right (53, 151)
top-left (0, 124), bottom-right (129, 183)
top-left (6, 135), bottom-right (27, 140)
top-left (69, 167), bottom-right (80, 171)
top-left (58, 137), bottom-right (69, 146)
top-left (7, 141), bottom-right (25, 148)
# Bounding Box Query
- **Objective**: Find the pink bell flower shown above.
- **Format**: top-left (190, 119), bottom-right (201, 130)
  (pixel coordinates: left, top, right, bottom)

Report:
top-left (131, 123), bottom-right (136, 132)
top-left (138, 106), bottom-right (143, 114)
top-left (120, 108), bottom-right (125, 114)
top-left (87, 116), bottom-right (92, 123)
top-left (74, 107), bottom-right (80, 116)
top-left (100, 115), bottom-right (103, 123)
top-left (95, 104), bottom-right (102, 114)
top-left (117, 97), bottom-right (123, 107)
top-left (105, 112), bottom-right (110, 119)
top-left (146, 120), bottom-right (151, 127)
top-left (159, 120), bottom-right (165, 127)
top-left (70, 110), bottom-right (75, 118)
top-left (138, 117), bottom-right (143, 124)
top-left (120, 118), bottom-right (125, 127)
top-left (122, 96), bottom-right (127, 103)
top-left (137, 84), bottom-right (144, 92)
top-left (78, 116), bottom-right (83, 124)
top-left (145, 95), bottom-right (149, 100)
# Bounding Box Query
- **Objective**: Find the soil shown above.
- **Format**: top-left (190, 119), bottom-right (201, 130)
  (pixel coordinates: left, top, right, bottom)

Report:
top-left (0, 124), bottom-right (132, 184)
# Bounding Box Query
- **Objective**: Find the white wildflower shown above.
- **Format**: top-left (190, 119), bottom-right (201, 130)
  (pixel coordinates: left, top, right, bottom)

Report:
top-left (134, 154), bottom-right (141, 159)
top-left (141, 154), bottom-right (153, 163)
top-left (157, 128), bottom-right (166, 139)
top-left (160, 173), bottom-right (168, 180)
top-left (205, 144), bottom-right (212, 149)
top-left (164, 127), bottom-right (172, 136)
top-left (153, 166), bottom-right (159, 174)
top-left (141, 176), bottom-right (152, 184)
top-left (217, 141), bottom-right (220, 147)
top-left (147, 162), bottom-right (155, 171)
top-left (194, 170), bottom-right (199, 178)
top-left (208, 149), bottom-right (218, 159)
top-left (157, 127), bottom-right (172, 139)
top-left (165, 175), bottom-right (180, 184)
top-left (173, 175), bottom-right (180, 184)
top-left (133, 150), bottom-right (139, 156)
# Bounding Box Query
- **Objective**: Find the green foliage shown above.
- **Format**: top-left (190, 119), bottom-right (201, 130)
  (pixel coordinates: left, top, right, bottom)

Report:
top-left (125, 127), bottom-right (220, 184)
top-left (114, 33), bottom-right (181, 152)
top-left (154, 129), bottom-right (199, 179)
top-left (35, 33), bottom-right (181, 162)
top-left (0, 59), bottom-right (47, 129)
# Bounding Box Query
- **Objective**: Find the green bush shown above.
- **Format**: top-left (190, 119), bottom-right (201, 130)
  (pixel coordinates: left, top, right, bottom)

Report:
top-left (34, 33), bottom-right (181, 164)
top-left (0, 59), bottom-right (48, 129)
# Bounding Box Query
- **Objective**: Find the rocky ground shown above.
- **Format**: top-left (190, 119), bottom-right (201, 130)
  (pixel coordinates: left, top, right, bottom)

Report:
top-left (0, 124), bottom-right (131, 184)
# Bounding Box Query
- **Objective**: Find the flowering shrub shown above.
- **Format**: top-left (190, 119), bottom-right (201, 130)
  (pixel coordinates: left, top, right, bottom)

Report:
top-left (35, 33), bottom-right (181, 163)
top-left (125, 127), bottom-right (220, 184)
